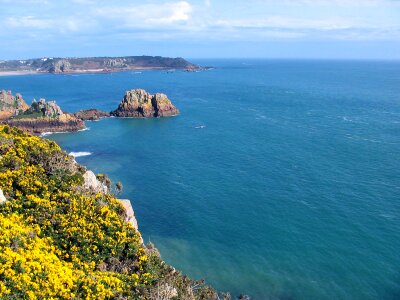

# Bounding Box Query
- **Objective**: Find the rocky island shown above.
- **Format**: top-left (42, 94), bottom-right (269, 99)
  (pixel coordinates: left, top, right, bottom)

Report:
top-left (0, 55), bottom-right (200, 75)
top-left (111, 89), bottom-right (179, 118)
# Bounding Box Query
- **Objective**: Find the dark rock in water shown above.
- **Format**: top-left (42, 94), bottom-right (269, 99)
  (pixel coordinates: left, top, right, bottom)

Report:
top-left (111, 89), bottom-right (179, 118)
top-left (0, 90), bottom-right (29, 120)
top-left (74, 109), bottom-right (110, 121)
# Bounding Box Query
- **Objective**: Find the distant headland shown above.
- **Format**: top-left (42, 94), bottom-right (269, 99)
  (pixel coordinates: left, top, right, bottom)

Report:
top-left (0, 55), bottom-right (201, 75)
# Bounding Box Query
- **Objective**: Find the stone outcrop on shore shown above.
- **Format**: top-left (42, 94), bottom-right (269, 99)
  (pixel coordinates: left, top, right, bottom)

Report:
top-left (0, 90), bottom-right (29, 120)
top-left (4, 98), bottom-right (85, 134)
top-left (0, 92), bottom-right (85, 133)
top-left (111, 89), bottom-right (179, 118)
top-left (6, 114), bottom-right (85, 134)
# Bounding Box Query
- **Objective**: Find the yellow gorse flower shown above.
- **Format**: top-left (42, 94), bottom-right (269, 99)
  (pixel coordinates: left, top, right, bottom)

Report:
top-left (0, 125), bottom-right (153, 299)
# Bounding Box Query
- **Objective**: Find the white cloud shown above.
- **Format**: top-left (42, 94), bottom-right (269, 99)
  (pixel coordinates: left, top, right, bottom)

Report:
top-left (0, 0), bottom-right (399, 43)
top-left (146, 1), bottom-right (193, 24)
top-left (95, 1), bottom-right (193, 27)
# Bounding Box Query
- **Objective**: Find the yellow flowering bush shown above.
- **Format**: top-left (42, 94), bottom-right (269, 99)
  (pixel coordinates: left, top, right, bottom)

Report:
top-left (0, 126), bottom-right (152, 299)
top-left (0, 125), bottom-right (219, 300)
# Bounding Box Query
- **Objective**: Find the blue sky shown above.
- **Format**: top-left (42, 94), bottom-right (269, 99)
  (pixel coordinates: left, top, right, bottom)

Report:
top-left (0, 0), bottom-right (399, 59)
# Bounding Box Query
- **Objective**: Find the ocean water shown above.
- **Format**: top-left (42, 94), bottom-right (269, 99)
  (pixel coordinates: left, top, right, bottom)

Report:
top-left (1, 59), bottom-right (400, 299)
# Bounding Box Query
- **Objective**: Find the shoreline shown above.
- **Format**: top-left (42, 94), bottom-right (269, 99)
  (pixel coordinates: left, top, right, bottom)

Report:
top-left (0, 71), bottom-right (42, 76)
top-left (0, 67), bottom-right (204, 77)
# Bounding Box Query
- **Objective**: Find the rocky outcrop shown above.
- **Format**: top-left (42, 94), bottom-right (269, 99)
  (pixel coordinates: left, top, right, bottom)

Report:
top-left (6, 113), bottom-right (85, 134)
top-left (50, 59), bottom-right (72, 73)
top-left (5, 98), bottom-right (85, 134)
top-left (0, 90), bottom-right (29, 120)
top-left (26, 98), bottom-right (63, 117)
top-left (111, 89), bottom-right (179, 118)
top-left (74, 109), bottom-right (110, 121)
top-left (119, 199), bottom-right (143, 244)
top-left (118, 199), bottom-right (139, 231)
top-left (82, 170), bottom-right (108, 194)
top-left (0, 188), bottom-right (7, 204)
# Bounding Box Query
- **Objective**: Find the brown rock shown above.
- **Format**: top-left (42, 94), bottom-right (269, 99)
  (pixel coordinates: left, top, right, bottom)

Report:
top-left (6, 113), bottom-right (85, 134)
top-left (111, 89), bottom-right (179, 118)
top-left (5, 97), bottom-right (85, 134)
top-left (0, 90), bottom-right (29, 120)
top-left (74, 109), bottom-right (110, 121)
top-left (152, 93), bottom-right (179, 117)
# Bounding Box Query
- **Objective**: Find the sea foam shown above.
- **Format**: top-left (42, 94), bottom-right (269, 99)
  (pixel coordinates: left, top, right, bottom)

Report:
top-left (69, 152), bottom-right (92, 158)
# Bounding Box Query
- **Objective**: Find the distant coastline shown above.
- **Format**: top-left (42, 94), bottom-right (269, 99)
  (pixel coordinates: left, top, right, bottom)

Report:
top-left (0, 55), bottom-right (202, 75)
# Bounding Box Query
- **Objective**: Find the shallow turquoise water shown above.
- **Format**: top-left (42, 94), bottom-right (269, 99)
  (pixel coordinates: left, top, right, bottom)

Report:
top-left (1, 60), bottom-right (400, 299)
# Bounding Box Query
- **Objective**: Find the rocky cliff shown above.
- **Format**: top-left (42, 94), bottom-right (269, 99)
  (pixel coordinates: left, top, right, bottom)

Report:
top-left (0, 90), bottom-right (29, 120)
top-left (2, 96), bottom-right (85, 134)
top-left (111, 89), bottom-right (179, 118)
top-left (6, 113), bottom-right (85, 134)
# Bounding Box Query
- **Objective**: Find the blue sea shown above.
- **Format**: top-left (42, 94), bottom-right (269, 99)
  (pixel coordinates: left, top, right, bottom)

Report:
top-left (1, 59), bottom-right (400, 299)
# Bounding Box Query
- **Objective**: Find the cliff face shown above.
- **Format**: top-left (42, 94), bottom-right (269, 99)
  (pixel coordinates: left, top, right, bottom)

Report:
top-left (111, 89), bottom-right (179, 118)
top-left (0, 90), bottom-right (29, 120)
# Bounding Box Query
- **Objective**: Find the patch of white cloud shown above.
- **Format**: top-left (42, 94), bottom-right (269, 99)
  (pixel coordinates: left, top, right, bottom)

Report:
top-left (0, 0), bottom-right (399, 43)
top-left (95, 1), bottom-right (193, 27)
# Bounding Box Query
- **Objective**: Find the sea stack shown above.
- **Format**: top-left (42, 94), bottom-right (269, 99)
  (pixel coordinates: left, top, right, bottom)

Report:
top-left (111, 89), bottom-right (179, 118)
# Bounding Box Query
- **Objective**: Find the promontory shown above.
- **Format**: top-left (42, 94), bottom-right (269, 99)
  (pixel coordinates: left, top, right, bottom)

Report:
top-left (0, 56), bottom-right (200, 75)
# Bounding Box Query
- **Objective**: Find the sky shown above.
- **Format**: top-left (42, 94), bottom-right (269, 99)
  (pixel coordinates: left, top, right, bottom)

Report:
top-left (0, 0), bottom-right (399, 59)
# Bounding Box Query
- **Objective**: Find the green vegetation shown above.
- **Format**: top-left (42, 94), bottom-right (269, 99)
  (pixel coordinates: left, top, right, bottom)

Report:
top-left (12, 112), bottom-right (44, 120)
top-left (0, 125), bottom-right (221, 300)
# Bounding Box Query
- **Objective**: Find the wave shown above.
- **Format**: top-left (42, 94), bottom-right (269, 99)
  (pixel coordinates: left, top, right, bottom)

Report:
top-left (40, 127), bottom-right (90, 137)
top-left (40, 132), bottom-right (53, 137)
top-left (195, 125), bottom-right (206, 129)
top-left (69, 151), bottom-right (92, 158)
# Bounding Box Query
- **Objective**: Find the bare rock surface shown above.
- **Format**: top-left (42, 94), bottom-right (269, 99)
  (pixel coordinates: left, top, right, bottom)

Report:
top-left (82, 170), bottom-right (108, 194)
top-left (0, 188), bottom-right (7, 204)
top-left (74, 109), bottom-right (110, 121)
top-left (5, 97), bottom-right (85, 134)
top-left (111, 89), bottom-right (179, 118)
top-left (0, 90), bottom-right (29, 120)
